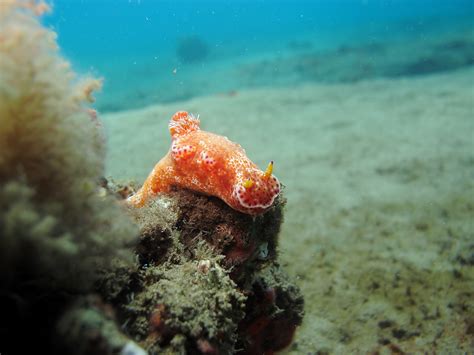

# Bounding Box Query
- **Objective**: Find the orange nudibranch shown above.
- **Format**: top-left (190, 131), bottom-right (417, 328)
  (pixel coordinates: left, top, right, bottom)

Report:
top-left (127, 111), bottom-right (280, 215)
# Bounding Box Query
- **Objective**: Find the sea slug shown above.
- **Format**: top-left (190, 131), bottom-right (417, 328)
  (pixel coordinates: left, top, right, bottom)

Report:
top-left (128, 111), bottom-right (280, 215)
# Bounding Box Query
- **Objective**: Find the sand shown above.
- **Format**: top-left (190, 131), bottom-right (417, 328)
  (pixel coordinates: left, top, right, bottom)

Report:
top-left (102, 67), bottom-right (474, 353)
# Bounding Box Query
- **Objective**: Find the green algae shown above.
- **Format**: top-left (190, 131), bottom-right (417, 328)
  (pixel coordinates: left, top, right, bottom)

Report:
top-left (126, 255), bottom-right (246, 353)
top-left (0, 3), bottom-right (137, 353)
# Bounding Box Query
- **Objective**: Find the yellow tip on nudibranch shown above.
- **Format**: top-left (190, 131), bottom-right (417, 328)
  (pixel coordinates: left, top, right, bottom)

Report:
top-left (243, 179), bottom-right (254, 189)
top-left (263, 161), bottom-right (274, 179)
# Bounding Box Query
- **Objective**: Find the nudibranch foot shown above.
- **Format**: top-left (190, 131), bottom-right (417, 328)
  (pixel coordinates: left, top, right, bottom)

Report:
top-left (127, 155), bottom-right (175, 207)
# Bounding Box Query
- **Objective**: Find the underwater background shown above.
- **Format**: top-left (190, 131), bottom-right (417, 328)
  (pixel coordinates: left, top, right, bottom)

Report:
top-left (39, 0), bottom-right (473, 353)
top-left (44, 0), bottom-right (474, 112)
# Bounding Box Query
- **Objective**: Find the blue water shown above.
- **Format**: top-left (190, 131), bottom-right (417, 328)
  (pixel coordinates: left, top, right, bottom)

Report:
top-left (43, 0), bottom-right (473, 112)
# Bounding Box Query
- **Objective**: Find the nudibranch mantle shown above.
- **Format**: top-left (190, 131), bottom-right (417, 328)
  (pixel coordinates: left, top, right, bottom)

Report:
top-left (127, 111), bottom-right (280, 215)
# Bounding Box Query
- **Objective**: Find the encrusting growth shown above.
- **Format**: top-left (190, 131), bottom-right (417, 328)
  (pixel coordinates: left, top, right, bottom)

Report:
top-left (128, 111), bottom-right (281, 215)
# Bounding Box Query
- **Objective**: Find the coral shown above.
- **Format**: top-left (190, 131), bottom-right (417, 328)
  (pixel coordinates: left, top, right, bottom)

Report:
top-left (176, 35), bottom-right (209, 63)
top-left (128, 111), bottom-right (280, 215)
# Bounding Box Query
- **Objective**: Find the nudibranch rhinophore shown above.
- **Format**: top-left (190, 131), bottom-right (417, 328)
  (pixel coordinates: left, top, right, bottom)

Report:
top-left (127, 111), bottom-right (281, 215)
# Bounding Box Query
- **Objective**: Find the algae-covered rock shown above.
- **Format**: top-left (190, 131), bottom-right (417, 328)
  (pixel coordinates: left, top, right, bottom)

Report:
top-left (169, 189), bottom-right (285, 283)
top-left (98, 185), bottom-right (304, 354)
top-left (237, 263), bottom-right (305, 354)
top-left (126, 257), bottom-right (246, 354)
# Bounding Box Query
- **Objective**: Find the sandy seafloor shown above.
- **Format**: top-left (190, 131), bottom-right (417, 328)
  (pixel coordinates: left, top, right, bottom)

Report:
top-left (102, 67), bottom-right (474, 353)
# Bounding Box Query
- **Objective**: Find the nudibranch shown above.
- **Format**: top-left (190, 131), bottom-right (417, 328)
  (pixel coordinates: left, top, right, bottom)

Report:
top-left (127, 111), bottom-right (280, 215)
